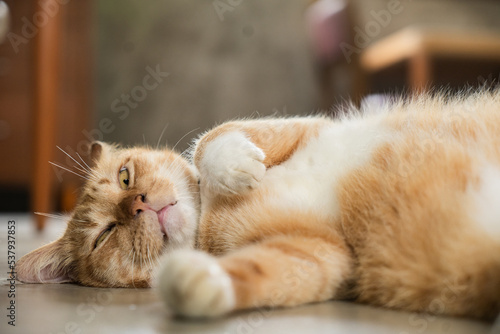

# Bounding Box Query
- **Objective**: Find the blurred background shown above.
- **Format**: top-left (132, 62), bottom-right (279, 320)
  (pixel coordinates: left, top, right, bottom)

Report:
top-left (1, 0), bottom-right (500, 230)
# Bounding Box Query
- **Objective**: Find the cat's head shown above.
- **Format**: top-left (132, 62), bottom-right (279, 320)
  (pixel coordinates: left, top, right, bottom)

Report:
top-left (17, 142), bottom-right (200, 287)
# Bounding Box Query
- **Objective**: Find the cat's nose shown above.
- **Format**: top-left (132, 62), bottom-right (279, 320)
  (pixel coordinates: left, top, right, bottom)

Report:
top-left (131, 194), bottom-right (151, 216)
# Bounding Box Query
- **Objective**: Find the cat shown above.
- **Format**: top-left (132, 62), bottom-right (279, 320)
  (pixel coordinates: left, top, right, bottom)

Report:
top-left (17, 90), bottom-right (500, 320)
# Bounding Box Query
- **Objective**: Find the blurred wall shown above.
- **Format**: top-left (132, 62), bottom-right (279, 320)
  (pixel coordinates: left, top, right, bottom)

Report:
top-left (352, 0), bottom-right (500, 38)
top-left (96, 0), bottom-right (320, 153)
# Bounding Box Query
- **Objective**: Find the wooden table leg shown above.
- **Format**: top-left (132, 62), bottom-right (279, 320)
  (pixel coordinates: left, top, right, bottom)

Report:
top-left (32, 0), bottom-right (63, 231)
top-left (409, 51), bottom-right (431, 93)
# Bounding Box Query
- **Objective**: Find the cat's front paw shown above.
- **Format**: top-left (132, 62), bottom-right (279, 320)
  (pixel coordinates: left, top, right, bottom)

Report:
top-left (158, 250), bottom-right (235, 318)
top-left (200, 131), bottom-right (266, 196)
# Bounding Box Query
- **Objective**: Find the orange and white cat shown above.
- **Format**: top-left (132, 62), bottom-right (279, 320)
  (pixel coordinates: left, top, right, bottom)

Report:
top-left (17, 90), bottom-right (500, 320)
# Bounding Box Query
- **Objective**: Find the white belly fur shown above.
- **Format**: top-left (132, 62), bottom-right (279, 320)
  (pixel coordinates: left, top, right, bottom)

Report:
top-left (468, 163), bottom-right (500, 240)
top-left (261, 114), bottom-right (394, 221)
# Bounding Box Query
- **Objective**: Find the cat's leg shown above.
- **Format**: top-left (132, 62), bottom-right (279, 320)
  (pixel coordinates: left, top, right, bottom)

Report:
top-left (158, 234), bottom-right (352, 317)
top-left (194, 117), bottom-right (330, 197)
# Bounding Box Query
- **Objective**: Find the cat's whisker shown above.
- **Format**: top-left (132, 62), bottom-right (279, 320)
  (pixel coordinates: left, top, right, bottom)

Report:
top-left (72, 165), bottom-right (87, 175)
top-left (174, 196), bottom-right (196, 203)
top-left (34, 212), bottom-right (70, 221)
top-left (56, 146), bottom-right (105, 182)
top-left (162, 162), bottom-right (182, 179)
top-left (146, 245), bottom-right (153, 271)
top-left (49, 161), bottom-right (91, 181)
top-left (171, 127), bottom-right (200, 153)
top-left (156, 123), bottom-right (169, 149)
top-left (89, 169), bottom-right (104, 180)
top-left (89, 170), bottom-right (104, 181)
top-left (76, 152), bottom-right (104, 179)
top-left (76, 152), bottom-right (93, 173)
top-left (126, 248), bottom-right (134, 265)
top-left (180, 144), bottom-right (194, 160)
top-left (57, 146), bottom-right (94, 177)
top-left (173, 194), bottom-right (192, 199)
top-left (159, 158), bottom-right (185, 182)
top-left (131, 251), bottom-right (137, 289)
top-left (161, 169), bottom-right (182, 184)
top-left (148, 247), bottom-right (154, 269)
top-left (138, 253), bottom-right (142, 275)
top-left (161, 149), bottom-right (195, 182)
top-left (140, 250), bottom-right (145, 274)
top-left (179, 145), bottom-right (192, 159)
top-left (72, 165), bottom-right (98, 182)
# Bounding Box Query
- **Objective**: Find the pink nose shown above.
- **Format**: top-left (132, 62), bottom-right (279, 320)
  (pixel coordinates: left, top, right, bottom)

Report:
top-left (131, 194), bottom-right (151, 216)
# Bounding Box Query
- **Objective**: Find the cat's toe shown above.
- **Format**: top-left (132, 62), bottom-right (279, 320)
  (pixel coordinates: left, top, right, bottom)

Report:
top-left (158, 250), bottom-right (235, 318)
top-left (222, 156), bottom-right (266, 195)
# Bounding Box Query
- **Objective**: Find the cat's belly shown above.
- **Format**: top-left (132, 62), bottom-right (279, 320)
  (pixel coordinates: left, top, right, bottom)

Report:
top-left (259, 114), bottom-right (394, 221)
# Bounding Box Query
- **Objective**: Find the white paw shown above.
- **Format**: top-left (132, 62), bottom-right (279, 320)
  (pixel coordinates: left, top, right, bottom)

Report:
top-left (200, 131), bottom-right (266, 196)
top-left (158, 250), bottom-right (235, 318)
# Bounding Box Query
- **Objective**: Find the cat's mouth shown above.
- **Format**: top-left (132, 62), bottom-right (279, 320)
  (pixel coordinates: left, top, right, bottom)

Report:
top-left (157, 201), bottom-right (178, 240)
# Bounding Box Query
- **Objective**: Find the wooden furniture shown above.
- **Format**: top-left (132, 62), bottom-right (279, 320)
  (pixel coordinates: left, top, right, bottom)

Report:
top-left (32, 0), bottom-right (63, 230)
top-left (360, 27), bottom-right (500, 93)
top-left (0, 0), bottom-right (92, 230)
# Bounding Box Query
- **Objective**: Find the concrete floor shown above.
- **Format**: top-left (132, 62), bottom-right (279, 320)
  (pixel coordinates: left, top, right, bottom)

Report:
top-left (1, 214), bottom-right (499, 334)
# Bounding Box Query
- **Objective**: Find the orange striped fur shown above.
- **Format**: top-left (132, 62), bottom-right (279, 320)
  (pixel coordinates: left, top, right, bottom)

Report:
top-left (17, 90), bottom-right (500, 320)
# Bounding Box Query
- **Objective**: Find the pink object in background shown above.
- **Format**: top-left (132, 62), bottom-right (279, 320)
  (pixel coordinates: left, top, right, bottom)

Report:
top-left (305, 0), bottom-right (349, 63)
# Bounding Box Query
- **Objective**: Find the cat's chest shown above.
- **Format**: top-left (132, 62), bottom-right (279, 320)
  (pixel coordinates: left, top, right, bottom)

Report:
top-left (259, 117), bottom-right (394, 220)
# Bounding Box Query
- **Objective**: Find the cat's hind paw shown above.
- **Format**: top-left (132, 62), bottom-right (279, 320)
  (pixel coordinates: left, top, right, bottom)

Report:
top-left (158, 250), bottom-right (235, 318)
top-left (200, 131), bottom-right (266, 197)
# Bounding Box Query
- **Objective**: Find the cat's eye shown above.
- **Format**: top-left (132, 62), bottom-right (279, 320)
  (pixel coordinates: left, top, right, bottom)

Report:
top-left (94, 224), bottom-right (116, 249)
top-left (119, 167), bottom-right (130, 190)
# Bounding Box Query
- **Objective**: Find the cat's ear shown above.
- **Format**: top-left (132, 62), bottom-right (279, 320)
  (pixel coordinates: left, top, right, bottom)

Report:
top-left (90, 141), bottom-right (113, 164)
top-left (16, 239), bottom-right (73, 283)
